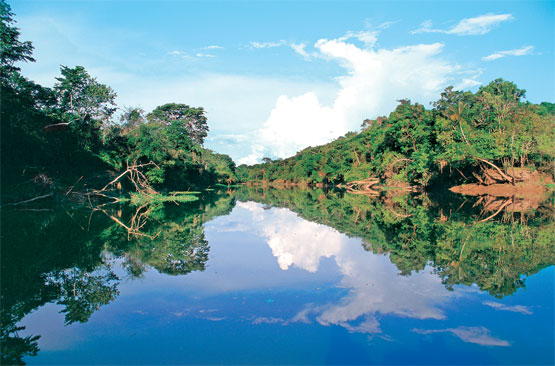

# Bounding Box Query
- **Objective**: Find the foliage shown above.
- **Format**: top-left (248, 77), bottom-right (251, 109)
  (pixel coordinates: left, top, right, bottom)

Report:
top-left (0, 6), bottom-right (237, 202)
top-left (147, 103), bottom-right (209, 145)
top-left (241, 81), bottom-right (554, 188)
top-left (0, 0), bottom-right (34, 81)
top-left (128, 192), bottom-right (200, 206)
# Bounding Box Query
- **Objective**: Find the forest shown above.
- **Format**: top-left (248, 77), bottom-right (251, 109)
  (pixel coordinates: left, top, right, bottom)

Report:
top-left (2, 2), bottom-right (555, 364)
top-left (2, 1), bottom-right (554, 206)
top-left (1, 2), bottom-right (238, 207)
top-left (239, 85), bottom-right (554, 192)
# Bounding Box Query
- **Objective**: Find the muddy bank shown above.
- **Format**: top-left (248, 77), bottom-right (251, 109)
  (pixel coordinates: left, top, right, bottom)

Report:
top-left (449, 176), bottom-right (553, 214)
top-left (449, 182), bottom-right (551, 199)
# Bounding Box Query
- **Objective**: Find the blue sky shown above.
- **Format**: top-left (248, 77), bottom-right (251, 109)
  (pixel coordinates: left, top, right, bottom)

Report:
top-left (11, 0), bottom-right (555, 164)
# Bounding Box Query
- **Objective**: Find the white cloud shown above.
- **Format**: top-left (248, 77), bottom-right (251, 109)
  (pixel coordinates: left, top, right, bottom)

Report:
top-left (412, 14), bottom-right (513, 36)
top-left (340, 315), bottom-right (382, 334)
top-left (168, 50), bottom-right (182, 55)
top-left (482, 45), bottom-right (533, 61)
top-left (338, 30), bottom-right (379, 48)
top-left (240, 35), bottom-right (462, 162)
top-left (290, 43), bottom-right (311, 60)
top-left (455, 78), bottom-right (482, 90)
top-left (196, 53), bottom-right (216, 58)
top-left (449, 14), bottom-right (513, 35)
top-left (250, 40), bottom-right (286, 48)
top-left (413, 326), bottom-right (510, 347)
top-left (483, 301), bottom-right (533, 315)
top-left (237, 144), bottom-right (265, 165)
top-left (251, 40), bottom-right (317, 61)
top-left (204, 45), bottom-right (223, 50)
top-left (104, 73), bottom-right (335, 162)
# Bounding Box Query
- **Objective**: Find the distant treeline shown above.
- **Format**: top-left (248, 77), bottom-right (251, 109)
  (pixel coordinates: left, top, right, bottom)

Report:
top-left (1, 2), bottom-right (238, 201)
top-left (238, 82), bottom-right (554, 188)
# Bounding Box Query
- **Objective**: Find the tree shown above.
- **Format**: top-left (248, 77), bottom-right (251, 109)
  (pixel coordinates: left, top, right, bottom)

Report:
top-left (120, 106), bottom-right (146, 130)
top-left (44, 66), bottom-right (117, 152)
top-left (147, 103), bottom-right (209, 145)
top-left (0, 0), bottom-right (34, 82)
top-left (53, 66), bottom-right (117, 126)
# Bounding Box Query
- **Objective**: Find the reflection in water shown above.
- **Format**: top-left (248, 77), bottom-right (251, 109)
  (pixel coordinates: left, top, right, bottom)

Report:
top-left (0, 191), bottom-right (235, 365)
top-left (238, 201), bottom-right (453, 335)
top-left (482, 301), bottom-right (532, 315)
top-left (412, 327), bottom-right (510, 347)
top-left (1, 187), bottom-right (553, 364)
top-left (236, 187), bottom-right (555, 298)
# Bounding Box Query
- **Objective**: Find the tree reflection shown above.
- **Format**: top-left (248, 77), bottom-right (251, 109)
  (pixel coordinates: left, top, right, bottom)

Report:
top-left (1, 186), bottom-right (552, 363)
top-left (236, 186), bottom-right (555, 298)
top-left (0, 190), bottom-right (235, 364)
top-left (53, 269), bottom-right (120, 325)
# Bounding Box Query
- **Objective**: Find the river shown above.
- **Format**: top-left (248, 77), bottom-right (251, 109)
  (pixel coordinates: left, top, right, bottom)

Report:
top-left (1, 187), bottom-right (553, 365)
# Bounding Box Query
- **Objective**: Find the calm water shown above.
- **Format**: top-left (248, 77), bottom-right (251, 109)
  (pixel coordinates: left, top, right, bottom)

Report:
top-left (2, 188), bottom-right (554, 365)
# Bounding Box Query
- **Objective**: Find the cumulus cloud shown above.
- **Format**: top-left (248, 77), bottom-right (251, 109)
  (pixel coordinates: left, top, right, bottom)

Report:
top-left (413, 326), bottom-right (510, 347)
top-left (240, 33), bottom-right (463, 162)
top-left (482, 45), bottom-right (533, 61)
top-left (339, 315), bottom-right (382, 334)
top-left (412, 14), bottom-right (513, 35)
top-left (483, 301), bottom-right (533, 315)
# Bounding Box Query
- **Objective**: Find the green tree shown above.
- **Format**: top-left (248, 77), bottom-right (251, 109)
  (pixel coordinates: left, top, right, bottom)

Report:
top-left (53, 66), bottom-right (117, 126)
top-left (147, 103), bottom-right (209, 145)
top-left (120, 106), bottom-right (146, 130)
top-left (0, 0), bottom-right (34, 82)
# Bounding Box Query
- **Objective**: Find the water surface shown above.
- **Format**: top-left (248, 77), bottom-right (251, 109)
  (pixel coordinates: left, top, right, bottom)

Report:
top-left (2, 188), bottom-right (553, 364)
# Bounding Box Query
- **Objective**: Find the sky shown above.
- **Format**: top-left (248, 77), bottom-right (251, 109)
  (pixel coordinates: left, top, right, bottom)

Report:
top-left (11, 0), bottom-right (555, 164)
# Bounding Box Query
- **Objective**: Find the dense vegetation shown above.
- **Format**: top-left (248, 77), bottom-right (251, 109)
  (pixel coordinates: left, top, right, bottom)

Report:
top-left (239, 85), bottom-right (554, 189)
top-left (2, 2), bottom-right (554, 363)
top-left (1, 2), bottom-right (237, 205)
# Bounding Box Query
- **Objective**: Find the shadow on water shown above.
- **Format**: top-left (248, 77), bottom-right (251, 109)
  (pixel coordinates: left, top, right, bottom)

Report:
top-left (1, 186), bottom-right (553, 364)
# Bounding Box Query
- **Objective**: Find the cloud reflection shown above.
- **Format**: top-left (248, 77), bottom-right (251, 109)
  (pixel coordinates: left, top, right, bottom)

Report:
top-left (238, 201), bottom-right (455, 334)
top-left (413, 326), bottom-right (510, 347)
top-left (483, 301), bottom-right (533, 315)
